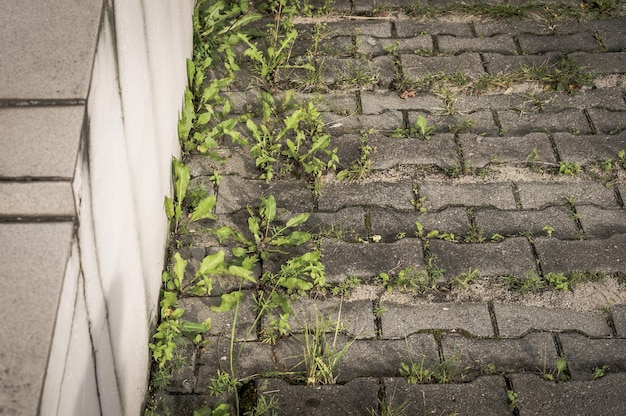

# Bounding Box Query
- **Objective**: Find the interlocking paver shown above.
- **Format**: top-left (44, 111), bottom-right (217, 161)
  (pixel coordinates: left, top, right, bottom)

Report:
top-left (321, 238), bottom-right (424, 283)
top-left (419, 182), bottom-right (517, 210)
top-left (381, 302), bottom-right (494, 338)
top-left (356, 34), bottom-right (431, 55)
top-left (560, 333), bottom-right (626, 380)
top-left (460, 132), bottom-right (556, 168)
top-left (307, 206), bottom-right (368, 241)
top-left (256, 378), bottom-right (379, 416)
top-left (360, 91), bottom-right (442, 113)
top-left (283, 298), bottom-right (376, 338)
top-left (534, 234), bottom-right (626, 275)
top-left (409, 110), bottom-right (500, 136)
top-left (441, 332), bottom-right (557, 377)
top-left (323, 110), bottom-right (404, 134)
top-left (395, 21), bottom-right (473, 37)
top-left (543, 88), bottom-right (626, 111)
top-left (497, 108), bottom-right (592, 135)
top-left (576, 206), bottom-right (626, 238)
top-left (216, 176), bottom-right (313, 214)
top-left (554, 132), bottom-right (626, 164)
top-left (494, 303), bottom-right (612, 337)
top-left (401, 53), bottom-right (485, 79)
top-left (318, 180), bottom-right (414, 211)
top-left (336, 334), bottom-right (439, 382)
top-left (198, 339), bottom-right (274, 383)
top-left (474, 206), bottom-right (579, 239)
top-left (482, 51), bottom-right (562, 74)
top-left (517, 181), bottom-right (619, 209)
top-left (429, 237), bottom-right (537, 279)
top-left (384, 376), bottom-right (510, 415)
top-left (369, 206), bottom-right (470, 241)
top-left (517, 32), bottom-right (600, 54)
top-left (438, 34), bottom-right (516, 54)
top-left (369, 134), bottom-right (458, 169)
top-left (571, 51), bottom-right (626, 74)
top-left (511, 373), bottom-right (626, 415)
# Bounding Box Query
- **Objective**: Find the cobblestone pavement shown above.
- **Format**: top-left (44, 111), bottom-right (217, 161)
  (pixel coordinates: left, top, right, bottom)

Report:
top-left (157, 1), bottom-right (626, 414)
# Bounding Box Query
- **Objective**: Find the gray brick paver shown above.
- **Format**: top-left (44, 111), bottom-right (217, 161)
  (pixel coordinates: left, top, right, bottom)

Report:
top-left (321, 238), bottom-right (424, 283)
top-left (474, 206), bottom-right (579, 239)
top-left (438, 34), bottom-right (516, 54)
top-left (381, 302), bottom-right (494, 338)
top-left (318, 179), bottom-right (414, 211)
top-left (401, 53), bottom-right (486, 79)
top-left (460, 132), bottom-right (556, 168)
top-left (512, 373), bottom-right (626, 415)
top-left (560, 333), bottom-right (626, 380)
top-left (554, 131), bottom-right (626, 164)
top-left (441, 332), bottom-right (557, 376)
top-left (517, 181), bottom-right (619, 210)
top-left (369, 206), bottom-right (470, 241)
top-left (612, 305), bottom-right (626, 337)
top-left (419, 182), bottom-right (517, 210)
top-left (517, 32), bottom-right (600, 54)
top-left (497, 108), bottom-right (592, 135)
top-left (384, 376), bottom-right (510, 415)
top-left (429, 237), bottom-right (538, 280)
top-left (494, 303), bottom-right (612, 337)
top-left (369, 134), bottom-right (458, 169)
top-left (534, 234), bottom-right (626, 275)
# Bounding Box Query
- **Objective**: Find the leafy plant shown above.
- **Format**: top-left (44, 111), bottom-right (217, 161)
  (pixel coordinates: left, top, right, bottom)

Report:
top-left (592, 365), bottom-right (609, 380)
top-left (400, 356), bottom-right (436, 384)
top-left (559, 161), bottom-right (582, 176)
top-left (245, 90), bottom-right (339, 192)
top-left (393, 115), bottom-right (436, 140)
top-left (507, 390), bottom-right (519, 411)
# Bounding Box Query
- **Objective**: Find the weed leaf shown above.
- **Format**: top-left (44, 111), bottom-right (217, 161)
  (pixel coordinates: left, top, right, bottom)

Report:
top-left (189, 195), bottom-right (217, 223)
top-left (211, 291), bottom-right (244, 312)
top-left (197, 251), bottom-right (225, 277)
top-left (286, 213), bottom-right (310, 228)
top-left (228, 265), bottom-right (256, 283)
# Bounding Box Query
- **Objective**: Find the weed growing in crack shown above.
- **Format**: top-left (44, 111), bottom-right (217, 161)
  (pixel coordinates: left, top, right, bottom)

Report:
top-left (393, 115), bottom-right (436, 140)
top-left (298, 309), bottom-right (355, 385)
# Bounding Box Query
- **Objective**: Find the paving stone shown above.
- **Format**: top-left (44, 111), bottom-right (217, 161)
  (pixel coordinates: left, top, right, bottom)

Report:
top-left (197, 339), bottom-right (275, 385)
top-left (553, 131), bottom-right (626, 164)
top-left (517, 181), bottom-right (619, 209)
top-left (320, 238), bottom-right (424, 283)
top-left (369, 134), bottom-right (458, 169)
top-left (383, 375), bottom-right (510, 415)
top-left (419, 182), bottom-right (517, 210)
top-left (325, 20), bottom-right (392, 37)
top-left (308, 92), bottom-right (359, 114)
top-left (438, 34), bottom-right (516, 54)
top-left (474, 206), bottom-right (579, 239)
top-left (598, 27), bottom-right (626, 52)
top-left (361, 91), bottom-right (442, 114)
top-left (409, 110), bottom-right (500, 136)
top-left (511, 373), bottom-right (626, 415)
top-left (401, 53), bottom-right (486, 79)
top-left (560, 333), bottom-right (626, 381)
top-left (318, 179), bottom-right (414, 211)
top-left (543, 88), bottom-right (626, 111)
top-left (517, 32), bottom-right (599, 54)
top-left (455, 93), bottom-right (527, 112)
top-left (381, 302), bottom-right (494, 338)
top-left (0, 181), bottom-right (75, 217)
top-left (586, 109), bottom-right (626, 134)
top-left (0, 0), bottom-right (100, 99)
top-left (282, 298), bottom-right (376, 339)
top-left (179, 293), bottom-right (259, 341)
top-left (612, 304), bottom-right (626, 337)
top-left (307, 207), bottom-right (368, 241)
top-left (323, 110), bottom-right (404, 134)
top-left (0, 222), bottom-right (73, 416)
top-left (369, 207), bottom-right (470, 241)
top-left (158, 394), bottom-right (234, 416)
top-left (475, 20), bottom-right (553, 37)
top-left (216, 176), bottom-right (313, 214)
top-left (483, 52), bottom-right (562, 74)
top-left (356, 34), bottom-right (432, 55)
top-left (186, 149), bottom-right (257, 179)
top-left (429, 237), bottom-right (537, 280)
top-left (395, 21), bottom-right (474, 37)
top-left (372, 54), bottom-right (397, 88)
top-left (494, 303), bottom-right (612, 337)
top-left (441, 332), bottom-right (557, 377)
top-left (256, 378), bottom-right (379, 415)
top-left (534, 234), bottom-right (626, 275)
top-left (336, 334), bottom-right (439, 382)
top-left (577, 206), bottom-right (626, 238)
top-left (0, 106), bottom-right (84, 178)
top-left (570, 51), bottom-right (626, 75)
top-left (460, 132), bottom-right (556, 168)
top-left (555, 16), bottom-right (626, 35)
top-left (333, 133), bottom-right (365, 171)
top-left (498, 108), bottom-right (592, 135)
